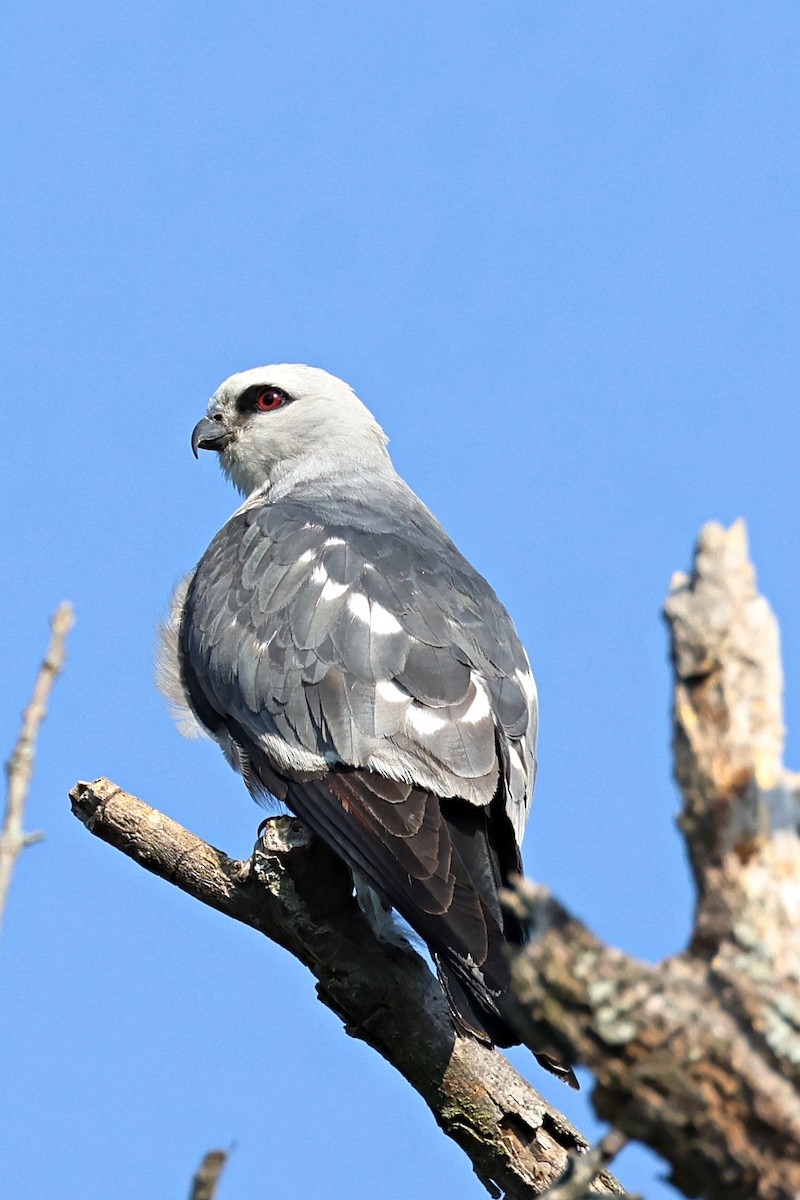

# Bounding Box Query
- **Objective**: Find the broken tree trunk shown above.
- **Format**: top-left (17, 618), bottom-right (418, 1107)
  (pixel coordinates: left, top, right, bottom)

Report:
top-left (507, 521), bottom-right (800, 1200)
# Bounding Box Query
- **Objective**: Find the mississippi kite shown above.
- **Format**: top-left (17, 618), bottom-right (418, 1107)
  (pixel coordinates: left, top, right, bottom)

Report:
top-left (160, 364), bottom-right (567, 1078)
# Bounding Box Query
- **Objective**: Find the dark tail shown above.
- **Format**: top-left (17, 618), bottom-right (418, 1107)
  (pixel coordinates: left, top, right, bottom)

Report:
top-left (433, 951), bottom-right (518, 1047)
top-left (262, 754), bottom-right (577, 1085)
top-left (435, 799), bottom-right (580, 1087)
top-left (432, 797), bottom-right (522, 1046)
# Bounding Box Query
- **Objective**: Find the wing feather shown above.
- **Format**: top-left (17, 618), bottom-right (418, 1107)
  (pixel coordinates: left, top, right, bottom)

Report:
top-left (177, 485), bottom-right (540, 1048)
top-left (182, 496), bottom-right (536, 824)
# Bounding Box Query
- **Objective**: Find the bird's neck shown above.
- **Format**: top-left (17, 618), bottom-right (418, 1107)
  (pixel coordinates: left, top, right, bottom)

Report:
top-left (247, 442), bottom-right (398, 506)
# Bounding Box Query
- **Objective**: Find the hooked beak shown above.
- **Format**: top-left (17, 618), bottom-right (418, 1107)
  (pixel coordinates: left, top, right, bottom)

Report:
top-left (191, 416), bottom-right (233, 458)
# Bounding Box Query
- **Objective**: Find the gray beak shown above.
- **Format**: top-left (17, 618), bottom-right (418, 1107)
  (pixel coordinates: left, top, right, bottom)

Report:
top-left (191, 416), bottom-right (232, 458)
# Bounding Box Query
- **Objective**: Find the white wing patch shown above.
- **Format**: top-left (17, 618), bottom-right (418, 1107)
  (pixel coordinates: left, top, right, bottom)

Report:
top-left (347, 591), bottom-right (403, 636)
top-left (460, 677), bottom-right (491, 725)
top-left (406, 704), bottom-right (449, 736)
top-left (348, 591), bottom-right (371, 623)
top-left (370, 601), bottom-right (402, 636)
top-left (515, 665), bottom-right (538, 706)
top-left (376, 678), bottom-right (410, 705)
top-left (310, 562), bottom-right (349, 602)
top-left (506, 738), bottom-right (532, 845)
top-left (320, 578), bottom-right (348, 602)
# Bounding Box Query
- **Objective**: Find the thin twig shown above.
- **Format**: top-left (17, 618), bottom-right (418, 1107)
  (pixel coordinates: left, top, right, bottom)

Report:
top-left (0, 603), bottom-right (74, 933)
top-left (188, 1149), bottom-right (229, 1200)
top-left (540, 1132), bottom-right (640, 1200)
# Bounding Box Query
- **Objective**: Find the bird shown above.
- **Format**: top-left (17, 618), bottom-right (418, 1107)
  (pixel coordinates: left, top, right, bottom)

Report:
top-left (159, 363), bottom-right (571, 1080)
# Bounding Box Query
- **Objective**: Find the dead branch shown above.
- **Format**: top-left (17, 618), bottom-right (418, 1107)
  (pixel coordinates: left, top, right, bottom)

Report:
top-left (539, 1131), bottom-right (640, 1200)
top-left (70, 777), bottom-right (623, 1199)
top-left (1, 602), bottom-right (74, 933)
top-left (508, 521), bottom-right (800, 1200)
top-left (188, 1149), bottom-right (229, 1200)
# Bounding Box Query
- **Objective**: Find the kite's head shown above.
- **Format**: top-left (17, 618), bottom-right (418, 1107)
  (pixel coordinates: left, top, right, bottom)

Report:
top-left (191, 364), bottom-right (390, 497)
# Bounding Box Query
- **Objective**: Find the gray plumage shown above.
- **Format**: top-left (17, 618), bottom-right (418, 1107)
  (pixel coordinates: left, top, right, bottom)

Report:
top-left (160, 365), bottom-right (568, 1075)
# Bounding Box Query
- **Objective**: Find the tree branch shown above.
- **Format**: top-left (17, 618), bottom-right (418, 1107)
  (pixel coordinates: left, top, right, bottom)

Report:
top-left (188, 1149), bottom-right (229, 1200)
top-left (70, 777), bottom-right (623, 1199)
top-left (508, 521), bottom-right (800, 1200)
top-left (539, 1131), bottom-right (640, 1200)
top-left (1, 603), bottom-right (74, 934)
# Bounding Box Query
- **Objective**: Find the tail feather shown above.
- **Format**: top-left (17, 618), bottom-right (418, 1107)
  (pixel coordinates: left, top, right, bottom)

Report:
top-left (241, 742), bottom-right (578, 1085)
top-left (433, 952), bottom-right (518, 1048)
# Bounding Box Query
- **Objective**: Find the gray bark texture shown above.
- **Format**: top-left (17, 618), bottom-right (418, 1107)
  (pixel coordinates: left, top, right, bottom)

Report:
top-left (507, 520), bottom-right (800, 1200)
top-left (188, 1150), bottom-right (229, 1200)
top-left (1, 603), bottom-right (73, 934)
top-left (69, 779), bottom-right (622, 1199)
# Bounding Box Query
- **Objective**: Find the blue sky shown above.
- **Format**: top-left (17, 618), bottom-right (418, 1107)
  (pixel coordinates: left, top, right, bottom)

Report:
top-left (2, 5), bottom-right (799, 1198)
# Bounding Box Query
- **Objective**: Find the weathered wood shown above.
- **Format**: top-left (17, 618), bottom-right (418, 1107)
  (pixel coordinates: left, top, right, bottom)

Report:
top-left (537, 1131), bottom-right (639, 1200)
top-left (188, 1150), bottom-right (228, 1200)
top-left (509, 521), bottom-right (800, 1200)
top-left (1, 603), bottom-right (74, 933)
top-left (70, 778), bottom-right (624, 1199)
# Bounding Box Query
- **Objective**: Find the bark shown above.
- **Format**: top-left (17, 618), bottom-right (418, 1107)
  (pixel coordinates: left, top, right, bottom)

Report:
top-left (508, 521), bottom-right (800, 1200)
top-left (1, 603), bottom-right (74, 934)
top-left (70, 778), bottom-right (623, 1199)
top-left (188, 1150), bottom-right (228, 1200)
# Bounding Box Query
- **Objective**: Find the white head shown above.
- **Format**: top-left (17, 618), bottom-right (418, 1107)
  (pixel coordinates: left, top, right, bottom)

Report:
top-left (191, 364), bottom-right (391, 497)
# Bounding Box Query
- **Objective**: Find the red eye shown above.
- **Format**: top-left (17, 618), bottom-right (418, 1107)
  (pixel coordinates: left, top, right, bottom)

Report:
top-left (255, 387), bottom-right (286, 412)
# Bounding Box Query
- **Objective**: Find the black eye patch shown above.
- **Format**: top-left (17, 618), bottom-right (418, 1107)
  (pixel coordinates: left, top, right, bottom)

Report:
top-left (237, 385), bottom-right (292, 414)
